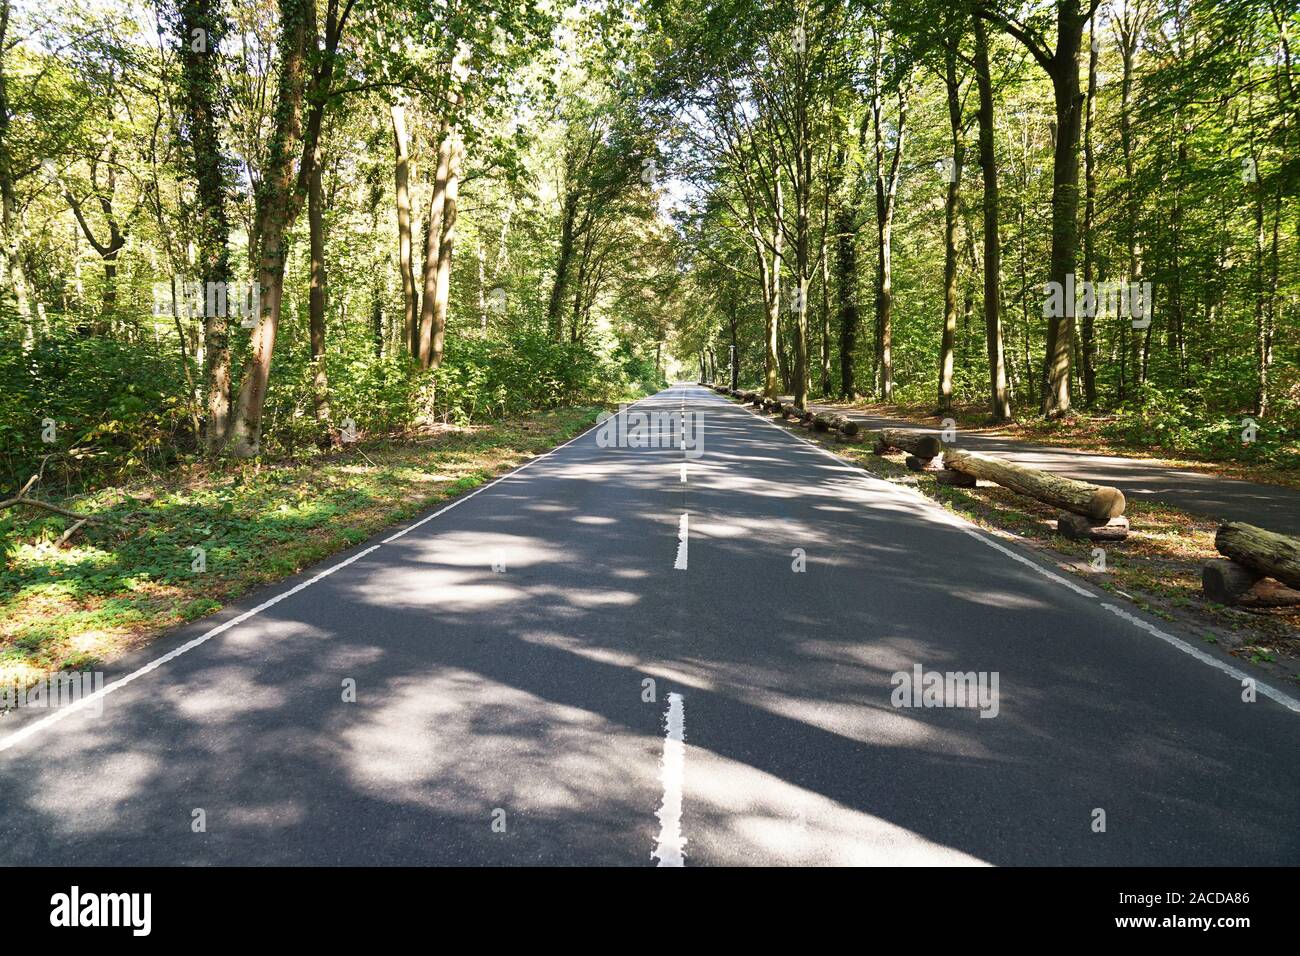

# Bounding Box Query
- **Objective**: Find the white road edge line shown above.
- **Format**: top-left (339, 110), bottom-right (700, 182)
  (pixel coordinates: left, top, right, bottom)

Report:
top-left (0, 543), bottom-right (382, 754)
top-left (724, 393), bottom-right (1300, 714)
top-left (1100, 603), bottom-right (1300, 713)
top-left (0, 392), bottom-right (667, 756)
top-left (652, 692), bottom-right (686, 867)
top-left (674, 512), bottom-right (689, 570)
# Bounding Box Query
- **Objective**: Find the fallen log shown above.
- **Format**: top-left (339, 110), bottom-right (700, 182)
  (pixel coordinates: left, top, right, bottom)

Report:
top-left (905, 455), bottom-right (941, 472)
top-left (812, 412), bottom-right (836, 432)
top-left (838, 418), bottom-right (860, 437)
top-left (877, 428), bottom-right (944, 460)
top-left (1202, 558), bottom-right (1300, 607)
top-left (942, 448), bottom-right (1126, 521)
top-left (1056, 513), bottom-right (1130, 541)
top-left (1214, 522), bottom-right (1300, 591)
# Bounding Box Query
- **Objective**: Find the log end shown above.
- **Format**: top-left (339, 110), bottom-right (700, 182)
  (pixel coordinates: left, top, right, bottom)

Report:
top-left (1086, 486), bottom-right (1127, 521)
top-left (1057, 512), bottom-right (1130, 541)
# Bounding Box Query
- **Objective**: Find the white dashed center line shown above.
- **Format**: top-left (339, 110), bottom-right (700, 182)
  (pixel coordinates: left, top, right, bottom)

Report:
top-left (673, 512), bottom-right (689, 570)
top-left (652, 692), bottom-right (686, 867)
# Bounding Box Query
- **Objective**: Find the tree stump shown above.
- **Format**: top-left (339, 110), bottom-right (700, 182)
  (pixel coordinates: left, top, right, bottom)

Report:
top-left (1056, 512), bottom-right (1130, 541)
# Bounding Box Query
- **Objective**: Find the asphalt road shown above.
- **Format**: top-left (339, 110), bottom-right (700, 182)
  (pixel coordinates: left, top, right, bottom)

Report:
top-left (799, 400), bottom-right (1300, 536)
top-left (1, 384), bottom-right (1296, 866)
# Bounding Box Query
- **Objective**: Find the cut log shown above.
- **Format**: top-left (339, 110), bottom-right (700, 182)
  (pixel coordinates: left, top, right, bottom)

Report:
top-left (1202, 558), bottom-right (1262, 605)
top-left (935, 468), bottom-right (976, 487)
top-left (943, 448), bottom-right (1126, 520)
top-left (1214, 522), bottom-right (1300, 590)
top-left (872, 440), bottom-right (888, 456)
top-left (905, 455), bottom-right (940, 472)
top-left (812, 413), bottom-right (835, 432)
top-left (1202, 558), bottom-right (1300, 607)
top-left (838, 419), bottom-right (860, 438)
top-left (1056, 512), bottom-right (1130, 541)
top-left (877, 428), bottom-right (944, 460)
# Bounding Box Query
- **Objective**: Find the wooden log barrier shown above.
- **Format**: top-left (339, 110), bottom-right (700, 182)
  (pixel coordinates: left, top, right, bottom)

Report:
top-left (1214, 522), bottom-right (1300, 591)
top-left (942, 448), bottom-right (1126, 521)
top-left (1202, 558), bottom-right (1300, 607)
top-left (877, 428), bottom-right (944, 461)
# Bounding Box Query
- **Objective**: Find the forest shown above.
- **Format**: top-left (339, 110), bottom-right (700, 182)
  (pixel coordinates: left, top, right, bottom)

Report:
top-left (1, 0), bottom-right (1296, 494)
top-left (660, 0), bottom-right (1297, 468)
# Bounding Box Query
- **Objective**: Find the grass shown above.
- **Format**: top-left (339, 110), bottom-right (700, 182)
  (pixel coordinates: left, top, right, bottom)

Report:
top-left (737, 397), bottom-right (1300, 685)
top-left (0, 406), bottom-right (604, 689)
top-left (815, 399), bottom-right (1300, 491)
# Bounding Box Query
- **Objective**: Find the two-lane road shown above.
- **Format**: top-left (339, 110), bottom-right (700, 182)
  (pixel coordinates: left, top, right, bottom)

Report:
top-left (1, 385), bottom-right (1296, 865)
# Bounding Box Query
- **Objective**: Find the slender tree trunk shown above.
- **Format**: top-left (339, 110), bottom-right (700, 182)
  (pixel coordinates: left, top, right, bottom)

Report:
top-left (873, 73), bottom-right (908, 402)
top-left (429, 132), bottom-right (462, 369)
top-left (974, 17), bottom-right (1011, 421)
top-left (1080, 16), bottom-right (1099, 407)
top-left (759, 179), bottom-right (783, 397)
top-left (1042, 15), bottom-right (1086, 416)
top-left (390, 103), bottom-right (418, 355)
top-left (417, 122), bottom-right (452, 366)
top-left (224, 0), bottom-right (315, 457)
top-left (308, 146), bottom-right (331, 437)
top-left (937, 44), bottom-right (962, 414)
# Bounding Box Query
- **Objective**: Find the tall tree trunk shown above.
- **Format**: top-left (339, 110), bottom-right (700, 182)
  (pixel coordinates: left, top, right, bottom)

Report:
top-left (429, 132), bottom-right (462, 369)
top-left (835, 136), bottom-right (862, 399)
top-left (0, 0), bottom-right (35, 345)
top-left (974, 17), bottom-right (1011, 421)
top-left (819, 232), bottom-right (831, 397)
top-left (224, 0), bottom-right (317, 457)
top-left (937, 43), bottom-right (962, 414)
top-left (873, 71), bottom-right (908, 402)
top-left (1043, 14), bottom-right (1086, 415)
top-left (1079, 15), bottom-right (1099, 407)
top-left (759, 178), bottom-right (783, 397)
top-left (308, 146), bottom-right (330, 436)
top-left (417, 121), bottom-right (452, 367)
top-left (390, 103), bottom-right (418, 355)
top-left (986, 2), bottom-right (1089, 416)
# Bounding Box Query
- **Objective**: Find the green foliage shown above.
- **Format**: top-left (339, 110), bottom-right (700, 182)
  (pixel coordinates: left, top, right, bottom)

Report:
top-left (0, 316), bottom-right (195, 489)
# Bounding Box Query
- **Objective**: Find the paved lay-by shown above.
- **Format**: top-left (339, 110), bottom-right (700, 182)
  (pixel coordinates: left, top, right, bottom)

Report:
top-left (794, 399), bottom-right (1300, 537)
top-left (1, 385), bottom-right (1296, 866)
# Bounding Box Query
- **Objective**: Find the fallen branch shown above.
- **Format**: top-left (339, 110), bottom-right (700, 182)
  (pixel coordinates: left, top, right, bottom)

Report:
top-left (1, 471), bottom-right (99, 525)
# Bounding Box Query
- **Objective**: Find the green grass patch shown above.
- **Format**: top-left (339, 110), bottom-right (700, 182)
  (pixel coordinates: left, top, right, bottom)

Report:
top-left (1, 406), bottom-right (603, 685)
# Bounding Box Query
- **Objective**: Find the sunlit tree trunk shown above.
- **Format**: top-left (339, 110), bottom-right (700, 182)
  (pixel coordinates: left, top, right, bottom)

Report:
top-left (390, 103), bottom-right (418, 355)
top-left (974, 16), bottom-right (1011, 421)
